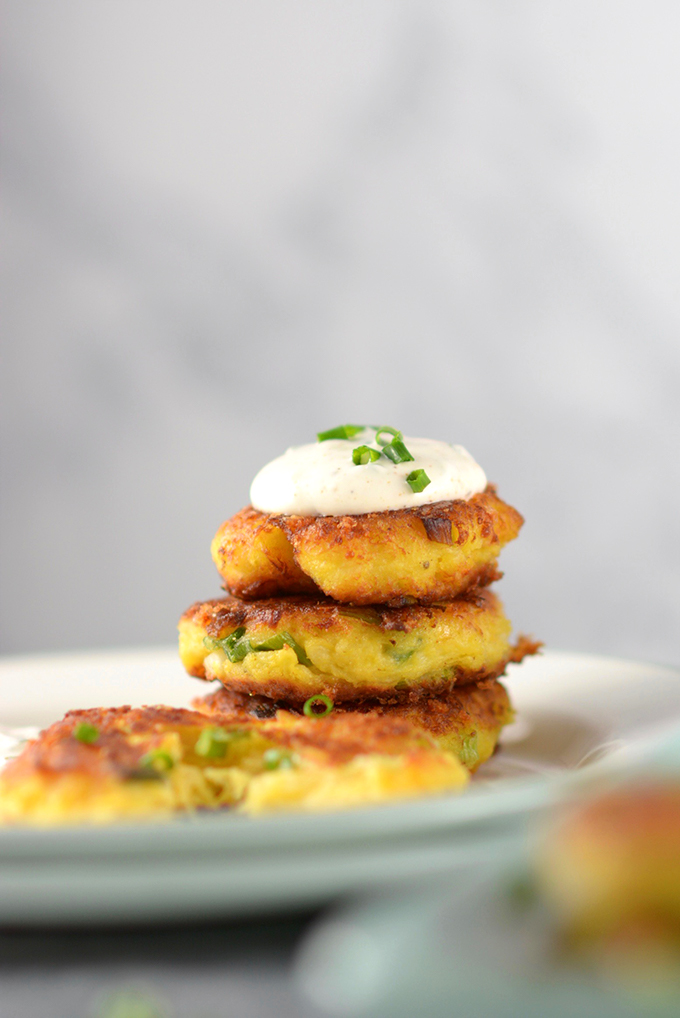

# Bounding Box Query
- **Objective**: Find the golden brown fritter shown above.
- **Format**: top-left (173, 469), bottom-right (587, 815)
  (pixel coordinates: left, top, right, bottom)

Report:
top-left (211, 486), bottom-right (523, 606)
top-left (179, 589), bottom-right (538, 703)
top-left (195, 679), bottom-right (515, 773)
top-left (0, 703), bottom-right (469, 824)
top-left (538, 783), bottom-right (680, 949)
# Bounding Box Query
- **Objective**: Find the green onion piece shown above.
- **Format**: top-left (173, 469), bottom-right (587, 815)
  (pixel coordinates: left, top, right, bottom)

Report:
top-left (381, 438), bottom-right (414, 464)
top-left (406, 468), bottom-right (431, 493)
top-left (215, 626), bottom-right (252, 663)
top-left (317, 424), bottom-right (365, 442)
top-left (214, 627), bottom-right (312, 667)
top-left (374, 426), bottom-right (403, 446)
top-left (337, 607), bottom-right (381, 626)
top-left (280, 631), bottom-right (313, 667)
top-left (302, 694), bottom-right (334, 718)
top-left (262, 747), bottom-right (295, 771)
top-left (250, 631), bottom-right (312, 667)
top-left (250, 633), bottom-right (285, 652)
top-left (460, 733), bottom-right (479, 769)
top-left (139, 749), bottom-right (174, 772)
top-left (194, 727), bottom-right (240, 759)
top-left (74, 722), bottom-right (99, 744)
top-left (352, 445), bottom-right (381, 465)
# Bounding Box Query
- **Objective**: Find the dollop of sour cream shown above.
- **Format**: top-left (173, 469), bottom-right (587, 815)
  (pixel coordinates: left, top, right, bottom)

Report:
top-left (249, 429), bottom-right (487, 516)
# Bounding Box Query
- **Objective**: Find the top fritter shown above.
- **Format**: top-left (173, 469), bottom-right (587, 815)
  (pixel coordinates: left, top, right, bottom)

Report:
top-left (211, 425), bottom-right (523, 606)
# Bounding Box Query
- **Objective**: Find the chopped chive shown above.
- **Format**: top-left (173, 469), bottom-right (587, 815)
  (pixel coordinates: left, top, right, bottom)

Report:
top-left (352, 445), bottom-right (381, 465)
top-left (317, 424), bottom-right (365, 442)
top-left (302, 694), bottom-right (334, 718)
top-left (139, 749), bottom-right (174, 772)
top-left (381, 438), bottom-right (414, 464)
top-left (195, 727), bottom-right (242, 759)
top-left (389, 645), bottom-right (417, 664)
top-left (406, 468), bottom-right (431, 493)
top-left (374, 426), bottom-right (403, 447)
top-left (250, 631), bottom-right (312, 667)
top-left (250, 633), bottom-right (285, 652)
top-left (263, 747), bottom-right (295, 771)
top-left (215, 626), bottom-right (251, 663)
top-left (337, 607), bottom-right (382, 626)
top-left (460, 733), bottom-right (479, 768)
top-left (279, 631), bottom-right (313, 667)
top-left (214, 627), bottom-right (312, 667)
top-left (74, 722), bottom-right (99, 744)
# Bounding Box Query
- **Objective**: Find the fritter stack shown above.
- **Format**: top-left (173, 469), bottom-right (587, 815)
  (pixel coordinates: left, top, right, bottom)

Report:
top-left (178, 482), bottom-right (538, 811)
top-left (0, 437), bottom-right (540, 824)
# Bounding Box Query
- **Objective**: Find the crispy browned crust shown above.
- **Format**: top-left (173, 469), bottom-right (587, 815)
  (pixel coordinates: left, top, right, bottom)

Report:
top-left (255, 712), bottom-right (438, 767)
top-left (1, 704), bottom-right (451, 780)
top-left (212, 486), bottom-right (522, 605)
top-left (199, 669), bottom-right (509, 704)
top-left (213, 505), bottom-right (318, 600)
top-left (196, 678), bottom-right (513, 738)
top-left (279, 487), bottom-right (517, 550)
top-left (508, 633), bottom-right (543, 662)
top-left (182, 587), bottom-right (501, 639)
top-left (2, 706), bottom-right (210, 783)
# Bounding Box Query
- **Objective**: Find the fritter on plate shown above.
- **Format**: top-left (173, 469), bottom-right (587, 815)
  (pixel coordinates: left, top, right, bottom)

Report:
top-left (0, 704), bottom-right (469, 824)
top-left (211, 487), bottom-right (523, 606)
top-left (195, 678), bottom-right (514, 773)
top-left (179, 589), bottom-right (537, 703)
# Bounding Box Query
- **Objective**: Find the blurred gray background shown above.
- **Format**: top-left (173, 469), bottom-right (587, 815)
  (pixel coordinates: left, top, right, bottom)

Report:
top-left (2, 1), bottom-right (679, 664)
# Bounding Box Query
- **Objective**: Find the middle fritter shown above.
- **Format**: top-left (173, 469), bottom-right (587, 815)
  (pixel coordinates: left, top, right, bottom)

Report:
top-left (179, 589), bottom-right (528, 703)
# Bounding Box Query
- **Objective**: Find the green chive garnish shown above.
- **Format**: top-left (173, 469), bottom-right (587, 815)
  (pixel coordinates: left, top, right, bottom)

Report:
top-left (352, 445), bottom-right (381, 465)
top-left (302, 694), bottom-right (334, 718)
top-left (372, 426), bottom-right (415, 463)
top-left (317, 424), bottom-right (365, 442)
top-left (381, 438), bottom-right (415, 464)
top-left (139, 749), bottom-right (174, 772)
top-left (263, 748), bottom-right (295, 771)
top-left (406, 468), bottom-right (431, 493)
top-left (74, 722), bottom-right (99, 744)
top-left (374, 426), bottom-right (402, 446)
top-left (194, 727), bottom-right (242, 759)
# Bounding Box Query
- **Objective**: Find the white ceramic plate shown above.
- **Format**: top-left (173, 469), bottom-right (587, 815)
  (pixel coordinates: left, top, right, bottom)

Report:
top-left (0, 648), bottom-right (678, 926)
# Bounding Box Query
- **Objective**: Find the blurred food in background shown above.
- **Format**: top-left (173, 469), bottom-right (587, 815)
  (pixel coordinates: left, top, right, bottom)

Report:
top-left (296, 771), bottom-right (680, 1017)
top-left (538, 782), bottom-right (680, 980)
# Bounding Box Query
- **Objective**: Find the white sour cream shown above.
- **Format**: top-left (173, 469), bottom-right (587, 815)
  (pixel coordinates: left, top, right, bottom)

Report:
top-left (249, 429), bottom-right (487, 516)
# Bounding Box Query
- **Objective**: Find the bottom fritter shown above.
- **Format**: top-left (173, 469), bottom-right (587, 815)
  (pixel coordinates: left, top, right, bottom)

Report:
top-left (194, 679), bottom-right (514, 774)
top-left (0, 703), bottom-right (476, 824)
